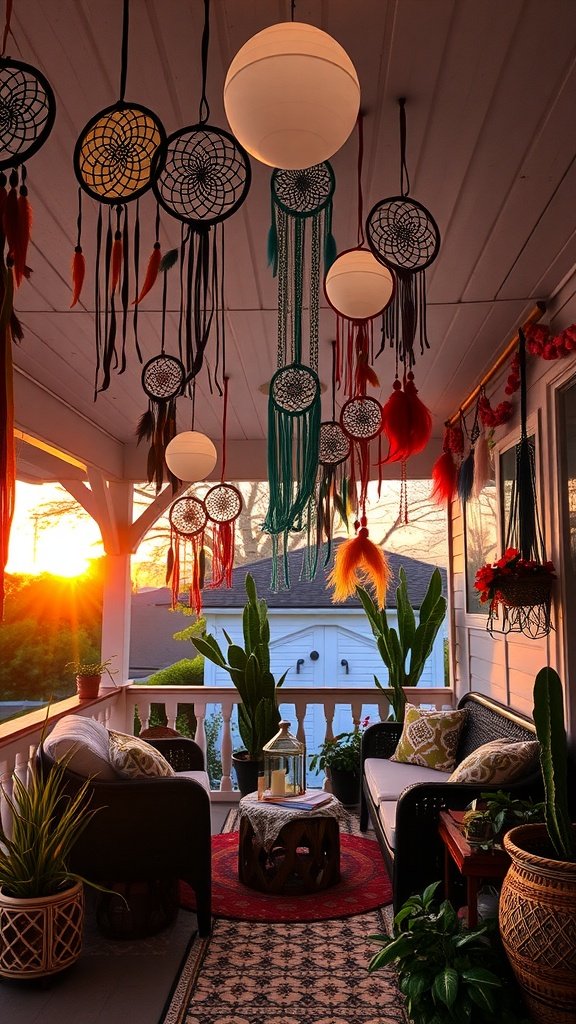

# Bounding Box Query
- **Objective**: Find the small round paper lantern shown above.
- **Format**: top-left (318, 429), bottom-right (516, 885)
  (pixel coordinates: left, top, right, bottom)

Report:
top-left (223, 22), bottom-right (360, 170)
top-left (325, 248), bottom-right (395, 321)
top-left (165, 431), bottom-right (217, 482)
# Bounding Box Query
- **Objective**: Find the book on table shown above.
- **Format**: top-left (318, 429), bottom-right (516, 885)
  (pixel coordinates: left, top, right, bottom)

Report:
top-left (261, 789), bottom-right (333, 811)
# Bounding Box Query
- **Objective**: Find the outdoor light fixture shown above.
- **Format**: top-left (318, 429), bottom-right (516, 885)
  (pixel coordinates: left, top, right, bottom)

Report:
top-left (324, 247), bottom-right (395, 321)
top-left (223, 22), bottom-right (360, 169)
top-left (262, 721), bottom-right (305, 798)
top-left (164, 431), bottom-right (217, 482)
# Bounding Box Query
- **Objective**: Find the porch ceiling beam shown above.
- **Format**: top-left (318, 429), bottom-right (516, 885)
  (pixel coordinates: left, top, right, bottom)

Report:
top-left (129, 482), bottom-right (188, 551)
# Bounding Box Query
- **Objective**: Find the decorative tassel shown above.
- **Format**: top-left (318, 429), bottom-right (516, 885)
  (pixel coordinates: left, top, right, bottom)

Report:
top-left (110, 233), bottom-right (123, 294)
top-left (380, 379), bottom-right (409, 462)
top-left (3, 170), bottom-right (19, 261)
top-left (402, 373), bottom-right (432, 455)
top-left (458, 449), bottom-right (475, 503)
top-left (472, 430), bottom-right (490, 498)
top-left (380, 372), bottom-right (431, 463)
top-left (15, 171), bottom-right (31, 287)
top-left (328, 517), bottom-right (391, 608)
top-left (133, 242), bottom-right (161, 304)
top-left (70, 248), bottom-right (86, 308)
top-left (431, 451), bottom-right (458, 505)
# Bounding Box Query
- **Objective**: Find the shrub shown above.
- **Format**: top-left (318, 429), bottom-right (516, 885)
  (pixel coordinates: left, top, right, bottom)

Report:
top-left (143, 657), bottom-right (204, 687)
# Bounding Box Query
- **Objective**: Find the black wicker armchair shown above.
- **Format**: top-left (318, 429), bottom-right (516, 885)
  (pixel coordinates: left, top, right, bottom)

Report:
top-left (360, 692), bottom-right (542, 911)
top-left (39, 735), bottom-right (212, 936)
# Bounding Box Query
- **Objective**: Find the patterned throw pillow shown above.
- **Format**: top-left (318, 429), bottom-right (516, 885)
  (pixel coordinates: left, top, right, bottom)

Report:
top-left (390, 703), bottom-right (467, 772)
top-left (447, 737), bottom-right (540, 784)
top-left (108, 730), bottom-right (176, 779)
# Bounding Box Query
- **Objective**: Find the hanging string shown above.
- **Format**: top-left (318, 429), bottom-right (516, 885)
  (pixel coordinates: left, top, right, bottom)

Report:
top-left (398, 97), bottom-right (410, 198)
top-left (160, 256), bottom-right (168, 355)
top-left (290, 0), bottom-right (296, 21)
top-left (118, 0), bottom-right (130, 103)
top-left (198, 0), bottom-right (211, 125)
top-left (221, 376), bottom-right (228, 482)
top-left (132, 197), bottom-right (143, 361)
top-left (1, 0), bottom-right (13, 57)
top-left (356, 113), bottom-right (365, 247)
top-left (331, 338), bottom-right (337, 420)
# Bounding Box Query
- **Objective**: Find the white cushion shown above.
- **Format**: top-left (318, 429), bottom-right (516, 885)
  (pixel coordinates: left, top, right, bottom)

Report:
top-left (364, 756), bottom-right (452, 804)
top-left (378, 801), bottom-right (397, 850)
top-left (177, 769), bottom-right (211, 795)
top-left (44, 715), bottom-right (117, 781)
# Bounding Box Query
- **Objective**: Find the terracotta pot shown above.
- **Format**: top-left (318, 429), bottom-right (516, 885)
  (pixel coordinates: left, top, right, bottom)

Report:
top-left (0, 880), bottom-right (84, 979)
top-left (499, 823), bottom-right (576, 1024)
top-left (76, 673), bottom-right (101, 700)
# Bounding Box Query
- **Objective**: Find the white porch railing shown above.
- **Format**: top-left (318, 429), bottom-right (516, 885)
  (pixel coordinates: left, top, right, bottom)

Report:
top-left (0, 684), bottom-right (454, 813)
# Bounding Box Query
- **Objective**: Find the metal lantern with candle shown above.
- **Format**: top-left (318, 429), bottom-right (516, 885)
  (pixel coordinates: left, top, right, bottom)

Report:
top-left (262, 721), bottom-right (305, 798)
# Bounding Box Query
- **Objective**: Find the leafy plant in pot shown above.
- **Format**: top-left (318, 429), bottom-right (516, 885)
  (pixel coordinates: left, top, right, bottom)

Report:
top-left (192, 574), bottom-right (287, 796)
top-left (309, 718), bottom-right (369, 806)
top-left (357, 567), bottom-right (446, 723)
top-left (0, 754), bottom-right (99, 979)
top-left (67, 656), bottom-right (117, 700)
top-left (499, 666), bottom-right (576, 1024)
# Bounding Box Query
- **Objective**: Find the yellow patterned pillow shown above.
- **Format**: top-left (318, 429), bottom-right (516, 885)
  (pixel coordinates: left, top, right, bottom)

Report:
top-left (447, 738), bottom-right (540, 784)
top-left (390, 703), bottom-right (467, 772)
top-left (108, 731), bottom-right (176, 779)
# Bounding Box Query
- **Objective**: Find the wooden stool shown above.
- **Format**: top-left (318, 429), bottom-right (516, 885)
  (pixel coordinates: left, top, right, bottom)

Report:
top-left (239, 812), bottom-right (341, 894)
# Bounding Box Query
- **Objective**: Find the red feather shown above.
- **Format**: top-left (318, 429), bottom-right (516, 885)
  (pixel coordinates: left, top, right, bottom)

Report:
top-left (14, 192), bottom-right (32, 286)
top-left (431, 450), bottom-right (458, 505)
top-left (328, 525), bottom-right (391, 608)
top-left (110, 237), bottom-right (123, 294)
top-left (380, 380), bottom-right (409, 463)
top-left (133, 244), bottom-right (161, 305)
top-left (402, 373), bottom-right (432, 456)
top-left (70, 248), bottom-right (86, 307)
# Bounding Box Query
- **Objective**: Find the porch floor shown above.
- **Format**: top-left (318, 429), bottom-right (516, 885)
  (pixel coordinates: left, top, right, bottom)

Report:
top-left (0, 803), bottom-right (232, 1024)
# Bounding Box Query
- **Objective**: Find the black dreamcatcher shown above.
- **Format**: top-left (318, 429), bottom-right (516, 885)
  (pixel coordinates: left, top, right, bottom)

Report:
top-left (367, 98), bottom-right (440, 368)
top-left (166, 495), bottom-right (207, 615)
top-left (73, 0), bottom-right (166, 393)
top-left (152, 0), bottom-right (250, 392)
top-left (137, 353), bottom-right (184, 493)
top-left (340, 394), bottom-right (383, 512)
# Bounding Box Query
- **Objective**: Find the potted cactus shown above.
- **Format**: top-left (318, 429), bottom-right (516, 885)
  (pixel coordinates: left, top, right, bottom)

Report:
top-left (192, 574), bottom-right (287, 795)
top-left (499, 666), bottom-right (576, 1024)
top-left (357, 567), bottom-right (447, 722)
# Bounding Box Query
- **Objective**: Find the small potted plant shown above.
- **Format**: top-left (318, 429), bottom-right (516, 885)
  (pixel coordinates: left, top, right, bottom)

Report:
top-left (309, 718), bottom-right (369, 806)
top-left (67, 656), bottom-right (117, 700)
top-left (474, 548), bottom-right (555, 614)
top-left (0, 753), bottom-right (98, 979)
top-left (462, 792), bottom-right (544, 850)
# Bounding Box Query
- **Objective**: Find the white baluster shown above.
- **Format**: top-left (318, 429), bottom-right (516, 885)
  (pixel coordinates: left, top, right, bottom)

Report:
top-left (14, 752), bottom-right (27, 788)
top-left (377, 699), bottom-right (390, 723)
top-left (165, 700), bottom-right (178, 731)
top-left (351, 700), bottom-right (363, 730)
top-left (0, 759), bottom-right (13, 840)
top-left (219, 700), bottom-right (233, 792)
top-left (194, 700), bottom-right (207, 761)
top-left (321, 699), bottom-right (336, 793)
top-left (294, 698), bottom-right (307, 747)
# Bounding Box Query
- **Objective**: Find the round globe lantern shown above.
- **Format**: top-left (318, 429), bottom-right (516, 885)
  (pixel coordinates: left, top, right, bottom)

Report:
top-left (165, 431), bottom-right (217, 482)
top-left (325, 247), bottom-right (395, 321)
top-left (223, 22), bottom-right (360, 170)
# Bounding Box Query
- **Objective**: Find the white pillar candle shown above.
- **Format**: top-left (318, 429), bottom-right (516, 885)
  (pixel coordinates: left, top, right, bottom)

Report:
top-left (270, 768), bottom-right (286, 796)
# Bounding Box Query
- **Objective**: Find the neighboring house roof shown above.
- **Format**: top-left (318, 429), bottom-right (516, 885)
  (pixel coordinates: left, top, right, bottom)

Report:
top-left (133, 540), bottom-right (446, 612)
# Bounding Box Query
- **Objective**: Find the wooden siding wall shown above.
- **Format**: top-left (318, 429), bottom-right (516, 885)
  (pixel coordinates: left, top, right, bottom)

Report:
top-left (451, 271), bottom-right (576, 737)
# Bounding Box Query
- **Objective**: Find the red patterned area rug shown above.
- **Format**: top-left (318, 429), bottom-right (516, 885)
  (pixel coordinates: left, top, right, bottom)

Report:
top-left (179, 832), bottom-right (392, 922)
top-left (159, 913), bottom-right (406, 1024)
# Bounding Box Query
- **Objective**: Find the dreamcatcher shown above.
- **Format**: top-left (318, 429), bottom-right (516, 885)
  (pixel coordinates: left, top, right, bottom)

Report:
top-left (166, 495), bottom-right (207, 616)
top-left (204, 377), bottom-right (242, 589)
top-left (486, 330), bottom-right (554, 639)
top-left (137, 352), bottom-right (184, 493)
top-left (152, 0), bottom-right (250, 392)
top-left (367, 98), bottom-right (440, 368)
top-left (0, 2), bottom-right (56, 618)
top-left (315, 340), bottom-right (351, 567)
top-left (73, 0), bottom-right (166, 394)
top-left (262, 161), bottom-right (335, 588)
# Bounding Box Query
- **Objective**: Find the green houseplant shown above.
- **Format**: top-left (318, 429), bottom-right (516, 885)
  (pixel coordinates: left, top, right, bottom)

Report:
top-left (0, 754), bottom-right (98, 979)
top-left (67, 656), bottom-right (117, 700)
top-left (357, 567), bottom-right (447, 722)
top-left (368, 881), bottom-right (529, 1024)
top-left (309, 717), bottom-right (369, 806)
top-left (192, 573), bottom-right (287, 795)
top-left (462, 791), bottom-right (544, 850)
top-left (499, 666), bottom-right (576, 1023)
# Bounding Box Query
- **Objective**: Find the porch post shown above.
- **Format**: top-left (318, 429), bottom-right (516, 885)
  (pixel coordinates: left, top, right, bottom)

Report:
top-left (101, 551), bottom-right (132, 687)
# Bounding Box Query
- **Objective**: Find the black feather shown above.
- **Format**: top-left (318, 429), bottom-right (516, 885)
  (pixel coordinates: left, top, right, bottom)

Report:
top-left (166, 545), bottom-right (174, 585)
top-left (10, 312), bottom-right (24, 342)
top-left (136, 408), bottom-right (154, 444)
top-left (159, 248), bottom-right (178, 273)
top-left (458, 450), bottom-right (475, 503)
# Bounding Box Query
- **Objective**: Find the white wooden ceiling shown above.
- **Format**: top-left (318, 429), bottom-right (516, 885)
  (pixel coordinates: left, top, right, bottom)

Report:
top-left (11, 0), bottom-right (576, 480)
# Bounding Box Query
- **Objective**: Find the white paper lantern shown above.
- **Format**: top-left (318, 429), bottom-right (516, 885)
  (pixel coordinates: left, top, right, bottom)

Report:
top-left (324, 248), bottom-right (395, 321)
top-left (224, 22), bottom-right (360, 170)
top-left (165, 431), bottom-right (217, 482)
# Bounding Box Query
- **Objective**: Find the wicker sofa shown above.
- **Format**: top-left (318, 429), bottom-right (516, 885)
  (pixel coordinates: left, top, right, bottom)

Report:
top-left (360, 692), bottom-right (541, 911)
top-left (39, 716), bottom-right (212, 936)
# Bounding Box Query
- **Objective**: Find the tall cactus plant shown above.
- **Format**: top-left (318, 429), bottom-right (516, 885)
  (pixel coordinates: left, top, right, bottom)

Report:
top-left (192, 574), bottom-right (287, 759)
top-left (533, 666), bottom-right (575, 860)
top-left (357, 567), bottom-right (447, 723)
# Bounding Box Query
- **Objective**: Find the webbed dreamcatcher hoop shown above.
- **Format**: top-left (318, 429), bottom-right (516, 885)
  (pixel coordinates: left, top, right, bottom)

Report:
top-left (340, 394), bottom-right (383, 511)
top-left (0, 4), bottom-right (56, 619)
top-left (73, 0), bottom-right (166, 394)
top-left (204, 377), bottom-right (243, 589)
top-left (152, 0), bottom-right (250, 393)
top-left (316, 340), bottom-right (352, 567)
top-left (167, 495), bottom-right (207, 616)
top-left (367, 98), bottom-right (440, 368)
top-left (137, 352), bottom-right (184, 493)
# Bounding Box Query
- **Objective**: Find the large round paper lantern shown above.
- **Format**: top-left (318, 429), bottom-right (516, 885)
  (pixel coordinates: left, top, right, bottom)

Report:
top-left (325, 248), bottom-right (395, 321)
top-left (223, 22), bottom-right (360, 170)
top-left (165, 431), bottom-right (217, 482)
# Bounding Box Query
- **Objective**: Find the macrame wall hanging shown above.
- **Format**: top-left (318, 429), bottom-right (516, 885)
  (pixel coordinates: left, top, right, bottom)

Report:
top-left (166, 495), bottom-right (207, 616)
top-left (73, 0), bottom-right (166, 395)
top-left (315, 339), bottom-right (351, 567)
top-left (0, 0), bottom-right (56, 618)
top-left (486, 329), bottom-right (554, 639)
top-left (262, 160), bottom-right (335, 588)
top-left (367, 97), bottom-right (440, 368)
top-left (204, 377), bottom-right (243, 589)
top-left (152, 0), bottom-right (250, 393)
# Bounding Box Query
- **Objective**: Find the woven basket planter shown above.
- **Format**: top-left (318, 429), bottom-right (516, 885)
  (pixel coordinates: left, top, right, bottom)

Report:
top-left (497, 574), bottom-right (553, 609)
top-left (499, 824), bottom-right (576, 1024)
top-left (0, 880), bottom-right (84, 979)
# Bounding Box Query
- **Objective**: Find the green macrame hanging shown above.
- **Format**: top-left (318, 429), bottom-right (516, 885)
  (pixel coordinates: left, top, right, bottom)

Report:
top-left (263, 163), bottom-right (336, 589)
